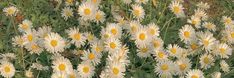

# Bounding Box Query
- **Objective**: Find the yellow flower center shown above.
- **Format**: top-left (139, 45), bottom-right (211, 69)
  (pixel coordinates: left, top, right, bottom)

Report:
top-left (184, 31), bottom-right (190, 38)
top-left (27, 34), bottom-right (33, 42)
top-left (158, 52), bottom-right (165, 58)
top-left (104, 34), bottom-right (109, 39)
top-left (88, 53), bottom-right (95, 60)
top-left (66, 0), bottom-right (73, 4)
top-left (110, 42), bottom-right (116, 49)
top-left (179, 64), bottom-right (187, 71)
top-left (50, 40), bottom-right (58, 47)
top-left (58, 64), bottom-right (66, 71)
top-left (92, 0), bottom-right (97, 3)
top-left (203, 39), bottom-right (209, 47)
top-left (191, 75), bottom-right (198, 78)
top-left (231, 32), bottom-right (234, 38)
top-left (140, 47), bottom-right (148, 53)
top-left (111, 28), bottom-right (117, 35)
top-left (74, 33), bottom-right (81, 40)
top-left (170, 48), bottom-right (177, 54)
top-left (131, 26), bottom-right (137, 33)
top-left (7, 8), bottom-right (14, 15)
top-left (220, 48), bottom-right (226, 54)
top-left (84, 8), bottom-right (91, 15)
top-left (173, 6), bottom-right (180, 14)
top-left (112, 67), bottom-right (119, 75)
top-left (133, 9), bottom-right (140, 17)
top-left (82, 66), bottom-right (90, 73)
top-left (153, 40), bottom-right (160, 48)
top-left (192, 20), bottom-right (198, 25)
top-left (65, 11), bottom-right (72, 16)
top-left (139, 33), bottom-right (146, 40)
top-left (4, 66), bottom-right (11, 73)
top-left (69, 74), bottom-right (76, 78)
top-left (31, 44), bottom-right (39, 50)
top-left (225, 19), bottom-right (232, 24)
top-left (161, 64), bottom-right (168, 71)
top-left (149, 29), bottom-right (155, 35)
top-left (203, 57), bottom-right (210, 64)
top-left (95, 13), bottom-right (101, 20)
top-left (22, 24), bottom-right (29, 30)
top-left (95, 46), bottom-right (101, 53)
top-left (190, 43), bottom-right (198, 50)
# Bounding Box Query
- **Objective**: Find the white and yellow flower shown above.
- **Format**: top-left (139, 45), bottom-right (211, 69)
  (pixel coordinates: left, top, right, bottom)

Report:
top-left (94, 10), bottom-right (105, 23)
top-left (67, 27), bottom-right (86, 48)
top-left (222, 16), bottom-right (233, 27)
top-left (61, 7), bottom-right (73, 20)
top-left (199, 54), bottom-right (214, 69)
top-left (137, 45), bottom-right (152, 58)
top-left (155, 60), bottom-right (175, 78)
top-left (220, 60), bottom-right (230, 73)
top-left (44, 32), bottom-right (65, 53)
top-left (131, 4), bottom-right (145, 19)
top-left (0, 61), bottom-right (15, 78)
top-left (3, 6), bottom-right (18, 16)
top-left (133, 26), bottom-right (151, 47)
top-left (81, 50), bottom-right (101, 65)
top-left (52, 57), bottom-right (73, 74)
top-left (106, 23), bottom-right (122, 39)
top-left (175, 58), bottom-right (191, 76)
top-left (167, 44), bottom-right (182, 58)
top-left (197, 31), bottom-right (216, 52)
top-left (18, 19), bottom-right (32, 32)
top-left (107, 62), bottom-right (125, 78)
top-left (147, 23), bottom-right (160, 37)
top-left (188, 15), bottom-right (201, 28)
top-left (202, 22), bottom-right (216, 31)
top-left (104, 38), bottom-right (121, 53)
top-left (169, 1), bottom-right (185, 18)
top-left (77, 62), bottom-right (95, 78)
top-left (186, 69), bottom-right (204, 78)
top-left (213, 43), bottom-right (232, 59)
top-left (78, 2), bottom-right (97, 21)
top-left (179, 25), bottom-right (196, 43)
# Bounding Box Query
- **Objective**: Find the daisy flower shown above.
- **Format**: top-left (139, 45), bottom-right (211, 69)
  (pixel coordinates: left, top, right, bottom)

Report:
top-left (23, 29), bottom-right (38, 44)
top-left (18, 19), bottom-right (32, 32)
top-left (128, 20), bottom-right (141, 34)
top-left (211, 72), bottom-right (221, 78)
top-left (67, 27), bottom-right (86, 48)
top-left (179, 25), bottom-right (196, 43)
top-left (3, 6), bottom-right (18, 16)
top-left (222, 16), bottom-right (233, 27)
top-left (135, 0), bottom-right (149, 4)
top-left (91, 40), bottom-right (104, 54)
top-left (175, 58), bottom-right (191, 76)
top-left (137, 45), bottom-right (152, 58)
top-left (61, 7), bottom-right (73, 20)
top-left (224, 28), bottom-right (234, 44)
top-left (188, 15), bottom-right (201, 28)
top-left (202, 22), bottom-right (216, 31)
top-left (133, 26), bottom-right (151, 47)
top-left (24, 42), bottom-right (43, 55)
top-left (31, 62), bottom-right (48, 71)
top-left (155, 60), bottom-right (175, 78)
top-left (131, 4), bottom-right (145, 19)
top-left (81, 50), bottom-right (101, 65)
top-left (220, 60), bottom-right (230, 72)
top-left (186, 39), bottom-right (200, 53)
top-left (52, 57), bottom-right (73, 74)
top-left (0, 61), bottom-right (15, 78)
top-left (44, 32), bottom-right (66, 53)
top-left (36, 26), bottom-right (52, 38)
top-left (94, 10), bottom-right (105, 23)
top-left (199, 54), bottom-right (214, 69)
top-left (77, 62), bottom-right (95, 78)
top-left (65, 0), bottom-right (74, 6)
top-left (197, 31), bottom-right (216, 52)
top-left (107, 62), bottom-right (125, 78)
top-left (186, 69), bottom-right (204, 78)
top-left (84, 32), bottom-right (97, 43)
top-left (12, 35), bottom-right (25, 47)
top-left (194, 9), bottom-right (207, 21)
top-left (169, 1), bottom-right (185, 18)
top-left (122, 0), bottom-right (132, 4)
top-left (147, 23), bottom-right (160, 37)
top-left (104, 38), bottom-right (121, 53)
top-left (213, 43), bottom-right (232, 59)
top-left (196, 2), bottom-right (210, 10)
top-left (0, 53), bottom-right (16, 61)
top-left (150, 37), bottom-right (164, 50)
top-left (167, 44), bottom-right (182, 58)
top-left (88, 0), bottom-right (101, 6)
top-left (114, 15), bottom-right (126, 28)
top-left (153, 49), bottom-right (168, 62)
top-left (106, 23), bottom-right (122, 39)
top-left (100, 27), bottom-right (111, 40)
top-left (78, 2), bottom-right (97, 21)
